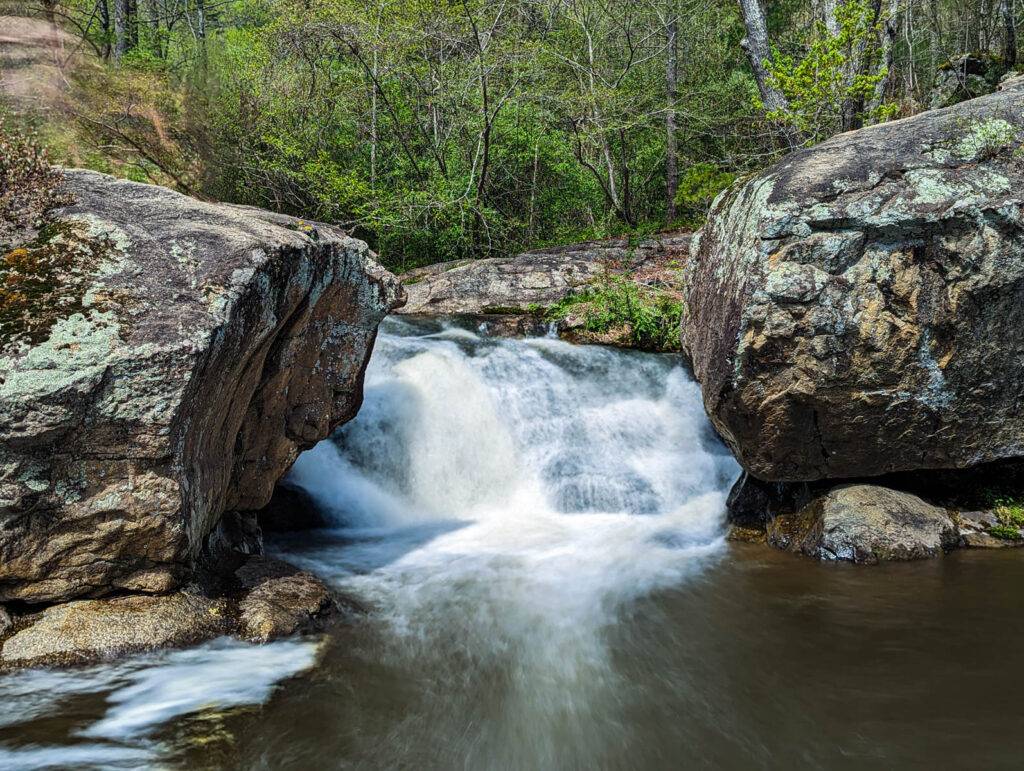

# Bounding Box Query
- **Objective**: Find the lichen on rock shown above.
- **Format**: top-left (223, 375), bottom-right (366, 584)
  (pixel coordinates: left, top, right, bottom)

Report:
top-left (683, 77), bottom-right (1024, 482)
top-left (0, 169), bottom-right (404, 605)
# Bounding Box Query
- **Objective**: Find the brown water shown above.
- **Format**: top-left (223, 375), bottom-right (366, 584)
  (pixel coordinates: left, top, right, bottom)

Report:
top-left (197, 545), bottom-right (1024, 771)
top-left (2, 321), bottom-right (1022, 770)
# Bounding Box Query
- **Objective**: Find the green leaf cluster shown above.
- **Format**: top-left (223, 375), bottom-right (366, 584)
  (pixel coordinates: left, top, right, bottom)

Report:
top-left (548, 272), bottom-right (683, 352)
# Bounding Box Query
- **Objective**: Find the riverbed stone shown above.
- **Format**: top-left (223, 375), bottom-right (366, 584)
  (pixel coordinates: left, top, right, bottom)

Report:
top-left (237, 557), bottom-right (331, 644)
top-left (682, 78), bottom-right (1024, 481)
top-left (398, 234), bottom-right (689, 346)
top-left (0, 592), bottom-right (232, 669)
top-left (0, 169), bottom-right (404, 604)
top-left (766, 484), bottom-right (959, 563)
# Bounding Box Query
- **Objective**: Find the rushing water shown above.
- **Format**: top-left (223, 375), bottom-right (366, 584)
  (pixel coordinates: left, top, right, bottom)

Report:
top-left (7, 317), bottom-right (1024, 769)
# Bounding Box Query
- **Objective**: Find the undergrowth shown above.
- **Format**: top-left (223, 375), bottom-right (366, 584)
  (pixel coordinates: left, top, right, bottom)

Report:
top-left (548, 270), bottom-right (683, 352)
top-left (984, 489), bottom-right (1024, 540)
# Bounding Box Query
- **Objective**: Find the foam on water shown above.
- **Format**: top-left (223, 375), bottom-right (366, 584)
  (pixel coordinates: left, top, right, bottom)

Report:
top-left (0, 638), bottom-right (319, 768)
top-left (272, 316), bottom-right (740, 768)
top-left (0, 316), bottom-right (738, 770)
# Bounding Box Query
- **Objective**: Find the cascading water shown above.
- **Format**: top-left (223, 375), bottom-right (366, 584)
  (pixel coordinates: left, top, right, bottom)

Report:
top-left (8, 317), bottom-right (1024, 769)
top-left (0, 316), bottom-right (739, 770)
top-left (269, 316), bottom-right (741, 769)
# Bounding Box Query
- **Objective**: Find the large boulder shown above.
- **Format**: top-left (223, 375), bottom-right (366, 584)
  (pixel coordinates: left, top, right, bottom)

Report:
top-left (0, 169), bottom-right (404, 604)
top-left (683, 78), bottom-right (1024, 481)
top-left (399, 234), bottom-right (689, 347)
top-left (400, 234), bottom-right (689, 315)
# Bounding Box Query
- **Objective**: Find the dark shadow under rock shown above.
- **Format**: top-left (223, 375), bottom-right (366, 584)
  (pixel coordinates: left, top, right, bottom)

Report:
top-left (728, 459), bottom-right (1024, 562)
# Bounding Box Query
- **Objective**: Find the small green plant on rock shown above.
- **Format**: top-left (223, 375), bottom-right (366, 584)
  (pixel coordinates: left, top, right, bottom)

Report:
top-left (548, 271), bottom-right (683, 352)
top-left (983, 488), bottom-right (1024, 539)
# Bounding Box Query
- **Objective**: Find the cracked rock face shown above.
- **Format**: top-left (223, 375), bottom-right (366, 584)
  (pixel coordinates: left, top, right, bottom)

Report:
top-left (0, 170), bottom-right (404, 604)
top-left (683, 77), bottom-right (1024, 481)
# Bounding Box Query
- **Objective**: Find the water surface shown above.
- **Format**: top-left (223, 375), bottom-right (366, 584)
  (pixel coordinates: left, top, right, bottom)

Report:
top-left (3, 318), bottom-right (1024, 770)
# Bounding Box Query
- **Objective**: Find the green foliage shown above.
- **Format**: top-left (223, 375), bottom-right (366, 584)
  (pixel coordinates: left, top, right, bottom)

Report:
top-left (673, 164), bottom-right (735, 227)
top-left (548, 272), bottom-right (683, 352)
top-left (985, 489), bottom-right (1024, 527)
top-left (988, 525), bottom-right (1021, 540)
top-left (763, 0), bottom-right (894, 144)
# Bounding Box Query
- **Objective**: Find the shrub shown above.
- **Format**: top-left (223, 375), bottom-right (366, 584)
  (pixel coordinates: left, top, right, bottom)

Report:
top-left (0, 124), bottom-right (72, 248)
top-left (673, 163), bottom-right (735, 227)
top-left (548, 271), bottom-right (683, 352)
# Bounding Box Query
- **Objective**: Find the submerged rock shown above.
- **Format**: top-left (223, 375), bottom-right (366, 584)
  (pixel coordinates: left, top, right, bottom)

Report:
top-left (766, 484), bottom-right (959, 563)
top-left (683, 78), bottom-right (1024, 481)
top-left (237, 557), bottom-right (331, 643)
top-left (0, 169), bottom-right (404, 604)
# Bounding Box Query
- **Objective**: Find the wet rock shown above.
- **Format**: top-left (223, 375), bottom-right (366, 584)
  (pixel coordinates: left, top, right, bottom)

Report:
top-left (766, 484), bottom-right (959, 563)
top-left (0, 592), bottom-right (231, 669)
top-left (236, 556), bottom-right (331, 643)
top-left (0, 169), bottom-right (404, 604)
top-left (0, 606), bottom-right (10, 638)
top-left (683, 79), bottom-right (1024, 481)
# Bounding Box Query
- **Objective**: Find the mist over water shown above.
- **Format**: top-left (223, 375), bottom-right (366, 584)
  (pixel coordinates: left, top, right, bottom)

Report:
top-left (272, 316), bottom-right (740, 768)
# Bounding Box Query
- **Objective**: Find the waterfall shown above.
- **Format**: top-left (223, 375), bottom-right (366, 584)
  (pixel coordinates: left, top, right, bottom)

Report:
top-left (272, 316), bottom-right (740, 769)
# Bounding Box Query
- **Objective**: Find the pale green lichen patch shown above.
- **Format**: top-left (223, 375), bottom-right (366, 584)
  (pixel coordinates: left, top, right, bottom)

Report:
top-left (0, 219), bottom-right (126, 349)
top-left (954, 118), bottom-right (1018, 161)
top-left (0, 309), bottom-right (122, 401)
top-left (923, 116), bottom-right (1021, 164)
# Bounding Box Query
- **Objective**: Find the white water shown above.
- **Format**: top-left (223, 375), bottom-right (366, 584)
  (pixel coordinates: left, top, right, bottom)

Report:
top-left (0, 316), bottom-right (739, 770)
top-left (272, 316), bottom-right (741, 768)
top-left (0, 638), bottom-right (319, 769)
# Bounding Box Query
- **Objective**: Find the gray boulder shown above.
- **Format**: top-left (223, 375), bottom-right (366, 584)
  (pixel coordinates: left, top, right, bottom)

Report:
top-left (767, 484), bottom-right (959, 563)
top-left (683, 78), bottom-right (1024, 481)
top-left (399, 234), bottom-right (689, 312)
top-left (0, 169), bottom-right (404, 604)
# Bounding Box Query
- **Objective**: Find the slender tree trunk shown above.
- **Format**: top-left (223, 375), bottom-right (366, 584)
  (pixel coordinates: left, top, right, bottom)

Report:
top-left (738, 0), bottom-right (802, 148)
top-left (665, 2), bottom-right (679, 225)
top-left (99, 0), bottom-right (111, 59)
top-left (868, 0), bottom-right (899, 119)
top-left (370, 48), bottom-right (378, 189)
top-left (197, 0), bottom-right (206, 51)
top-left (1004, 0), bottom-right (1018, 69)
top-left (113, 0), bottom-right (130, 63)
top-left (128, 0), bottom-right (138, 49)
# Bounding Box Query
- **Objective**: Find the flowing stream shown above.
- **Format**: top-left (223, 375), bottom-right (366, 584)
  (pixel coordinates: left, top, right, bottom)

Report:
top-left (6, 317), bottom-right (1024, 769)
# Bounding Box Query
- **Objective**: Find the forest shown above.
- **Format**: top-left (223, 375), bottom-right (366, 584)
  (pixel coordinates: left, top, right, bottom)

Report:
top-left (3, 0), bottom-right (1020, 270)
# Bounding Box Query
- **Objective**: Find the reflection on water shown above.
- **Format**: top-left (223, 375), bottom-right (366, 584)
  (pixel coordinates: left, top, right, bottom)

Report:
top-left (4, 318), bottom-right (1024, 769)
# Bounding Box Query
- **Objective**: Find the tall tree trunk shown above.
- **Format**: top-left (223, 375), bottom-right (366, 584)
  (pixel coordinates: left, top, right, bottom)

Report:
top-left (1004, 0), bottom-right (1018, 69)
top-left (99, 0), bottom-right (111, 59)
top-left (835, 0), bottom-right (882, 133)
top-left (197, 0), bottom-right (206, 51)
top-left (868, 0), bottom-right (899, 119)
top-left (738, 0), bottom-right (802, 148)
top-left (113, 0), bottom-right (129, 63)
top-left (665, 2), bottom-right (679, 225)
top-left (370, 48), bottom-right (378, 189)
top-left (822, 0), bottom-right (840, 35)
top-left (128, 0), bottom-right (138, 49)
